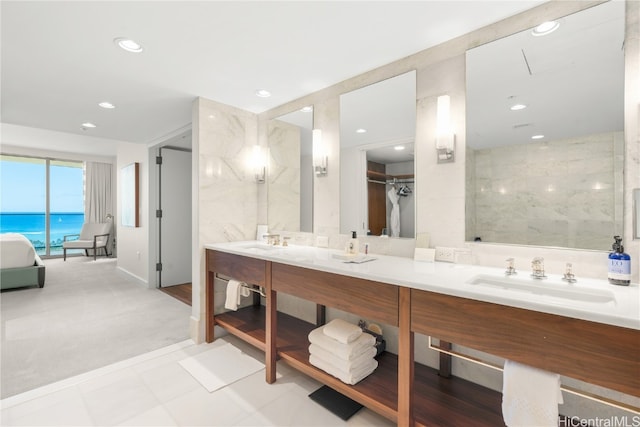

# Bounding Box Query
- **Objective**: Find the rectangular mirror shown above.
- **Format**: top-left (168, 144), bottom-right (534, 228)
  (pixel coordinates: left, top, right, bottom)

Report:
top-left (340, 70), bottom-right (417, 238)
top-left (465, 1), bottom-right (624, 250)
top-left (267, 107), bottom-right (314, 232)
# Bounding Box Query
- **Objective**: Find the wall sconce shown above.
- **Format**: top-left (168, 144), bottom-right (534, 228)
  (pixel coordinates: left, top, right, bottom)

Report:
top-left (435, 95), bottom-right (455, 163)
top-left (251, 145), bottom-right (266, 183)
top-left (313, 129), bottom-right (328, 176)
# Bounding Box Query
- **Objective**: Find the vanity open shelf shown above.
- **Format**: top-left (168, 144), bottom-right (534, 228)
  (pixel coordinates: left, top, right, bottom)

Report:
top-left (206, 247), bottom-right (639, 426)
top-left (211, 304), bottom-right (505, 426)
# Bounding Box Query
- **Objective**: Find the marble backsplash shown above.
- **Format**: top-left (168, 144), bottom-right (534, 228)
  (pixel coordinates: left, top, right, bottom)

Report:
top-left (466, 131), bottom-right (624, 250)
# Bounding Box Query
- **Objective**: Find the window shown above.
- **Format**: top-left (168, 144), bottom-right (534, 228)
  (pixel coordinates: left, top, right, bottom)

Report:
top-left (0, 155), bottom-right (84, 257)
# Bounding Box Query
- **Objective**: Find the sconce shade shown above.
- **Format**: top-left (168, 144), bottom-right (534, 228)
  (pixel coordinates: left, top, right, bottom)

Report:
top-left (252, 145), bottom-right (266, 183)
top-left (313, 129), bottom-right (328, 176)
top-left (435, 95), bottom-right (455, 163)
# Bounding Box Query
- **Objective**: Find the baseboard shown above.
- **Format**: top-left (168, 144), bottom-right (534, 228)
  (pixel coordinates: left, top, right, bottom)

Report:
top-left (116, 266), bottom-right (148, 286)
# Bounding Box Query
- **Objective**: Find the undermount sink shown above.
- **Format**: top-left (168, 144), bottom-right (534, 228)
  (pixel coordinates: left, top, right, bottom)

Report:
top-left (238, 243), bottom-right (281, 252)
top-left (467, 274), bottom-right (616, 304)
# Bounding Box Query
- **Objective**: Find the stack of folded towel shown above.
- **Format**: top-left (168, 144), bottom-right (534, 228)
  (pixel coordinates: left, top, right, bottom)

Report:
top-left (308, 318), bottom-right (378, 385)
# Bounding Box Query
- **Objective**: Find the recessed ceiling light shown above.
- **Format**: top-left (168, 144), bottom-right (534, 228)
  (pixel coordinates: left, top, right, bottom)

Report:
top-left (532, 21), bottom-right (559, 37)
top-left (531, 134), bottom-right (545, 140)
top-left (255, 89), bottom-right (271, 98)
top-left (81, 122), bottom-right (97, 129)
top-left (98, 101), bottom-right (115, 109)
top-left (510, 104), bottom-right (527, 111)
top-left (301, 106), bottom-right (313, 113)
top-left (356, 128), bottom-right (367, 134)
top-left (114, 37), bottom-right (143, 53)
top-left (394, 145), bottom-right (405, 151)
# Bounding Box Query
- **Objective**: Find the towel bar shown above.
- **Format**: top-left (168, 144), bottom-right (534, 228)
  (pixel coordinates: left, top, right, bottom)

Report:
top-left (428, 337), bottom-right (640, 415)
top-left (214, 273), bottom-right (267, 298)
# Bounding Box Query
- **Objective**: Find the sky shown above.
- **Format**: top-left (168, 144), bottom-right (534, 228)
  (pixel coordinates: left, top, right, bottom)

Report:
top-left (0, 158), bottom-right (84, 213)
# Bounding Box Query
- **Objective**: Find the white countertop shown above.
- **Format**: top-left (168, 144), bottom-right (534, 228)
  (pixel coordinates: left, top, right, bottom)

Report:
top-left (205, 241), bottom-right (640, 330)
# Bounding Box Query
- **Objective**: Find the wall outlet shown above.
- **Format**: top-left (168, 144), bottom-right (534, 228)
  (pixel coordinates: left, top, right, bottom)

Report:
top-left (434, 246), bottom-right (456, 262)
top-left (315, 235), bottom-right (329, 248)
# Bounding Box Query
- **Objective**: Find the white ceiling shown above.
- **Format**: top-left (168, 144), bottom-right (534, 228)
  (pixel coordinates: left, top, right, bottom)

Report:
top-left (1, 1), bottom-right (546, 151)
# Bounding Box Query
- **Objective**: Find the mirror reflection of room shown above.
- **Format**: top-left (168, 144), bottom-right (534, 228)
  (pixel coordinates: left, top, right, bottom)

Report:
top-left (340, 71), bottom-right (417, 238)
top-left (267, 107), bottom-right (314, 233)
top-left (465, 0), bottom-right (624, 250)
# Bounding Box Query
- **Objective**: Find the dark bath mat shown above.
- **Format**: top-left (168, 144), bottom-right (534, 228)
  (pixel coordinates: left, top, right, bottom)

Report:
top-left (308, 385), bottom-right (364, 420)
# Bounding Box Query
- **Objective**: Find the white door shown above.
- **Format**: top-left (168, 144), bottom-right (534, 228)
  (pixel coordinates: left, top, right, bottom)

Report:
top-left (159, 148), bottom-right (192, 287)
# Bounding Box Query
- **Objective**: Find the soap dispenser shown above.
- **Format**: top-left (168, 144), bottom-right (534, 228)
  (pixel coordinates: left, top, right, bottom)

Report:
top-left (346, 231), bottom-right (360, 255)
top-left (608, 236), bottom-right (631, 286)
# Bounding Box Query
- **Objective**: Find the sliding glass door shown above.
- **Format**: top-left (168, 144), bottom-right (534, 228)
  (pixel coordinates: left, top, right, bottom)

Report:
top-left (0, 155), bottom-right (84, 257)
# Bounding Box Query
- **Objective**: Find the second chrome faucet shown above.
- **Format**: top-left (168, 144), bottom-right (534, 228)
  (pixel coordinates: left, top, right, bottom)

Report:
top-left (531, 257), bottom-right (546, 279)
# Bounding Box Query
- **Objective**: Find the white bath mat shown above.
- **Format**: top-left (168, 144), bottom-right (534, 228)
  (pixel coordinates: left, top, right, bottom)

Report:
top-left (179, 340), bottom-right (264, 392)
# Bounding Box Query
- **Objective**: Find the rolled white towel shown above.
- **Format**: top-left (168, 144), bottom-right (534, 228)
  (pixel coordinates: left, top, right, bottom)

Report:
top-left (309, 344), bottom-right (376, 372)
top-left (308, 326), bottom-right (375, 360)
top-left (309, 354), bottom-right (378, 385)
top-left (322, 318), bottom-right (363, 344)
top-left (502, 360), bottom-right (563, 427)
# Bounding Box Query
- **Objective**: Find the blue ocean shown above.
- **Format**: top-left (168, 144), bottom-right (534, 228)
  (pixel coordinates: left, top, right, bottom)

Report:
top-left (0, 213), bottom-right (84, 254)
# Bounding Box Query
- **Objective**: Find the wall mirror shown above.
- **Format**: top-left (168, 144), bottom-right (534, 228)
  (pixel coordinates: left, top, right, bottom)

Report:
top-left (267, 107), bottom-right (313, 233)
top-left (465, 1), bottom-right (624, 250)
top-left (340, 70), bottom-right (417, 238)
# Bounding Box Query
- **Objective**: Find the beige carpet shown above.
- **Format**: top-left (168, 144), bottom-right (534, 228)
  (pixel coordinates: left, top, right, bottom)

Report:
top-left (0, 256), bottom-right (191, 398)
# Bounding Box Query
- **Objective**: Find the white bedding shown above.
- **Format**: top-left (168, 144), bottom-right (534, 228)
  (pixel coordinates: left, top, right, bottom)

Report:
top-left (0, 233), bottom-right (37, 269)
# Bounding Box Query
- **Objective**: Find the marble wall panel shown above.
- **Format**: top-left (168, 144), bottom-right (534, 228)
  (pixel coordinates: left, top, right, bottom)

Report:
top-left (468, 132), bottom-right (623, 249)
top-left (267, 119), bottom-right (301, 232)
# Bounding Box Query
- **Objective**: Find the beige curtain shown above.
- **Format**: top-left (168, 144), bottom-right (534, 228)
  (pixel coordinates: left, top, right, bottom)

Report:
top-left (85, 162), bottom-right (114, 252)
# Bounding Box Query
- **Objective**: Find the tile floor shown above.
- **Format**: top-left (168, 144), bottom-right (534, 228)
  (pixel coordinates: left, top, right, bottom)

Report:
top-left (1, 333), bottom-right (394, 426)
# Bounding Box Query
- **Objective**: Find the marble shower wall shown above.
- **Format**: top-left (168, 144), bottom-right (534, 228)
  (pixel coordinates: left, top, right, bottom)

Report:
top-left (467, 132), bottom-right (624, 250)
top-left (267, 119), bottom-right (301, 232)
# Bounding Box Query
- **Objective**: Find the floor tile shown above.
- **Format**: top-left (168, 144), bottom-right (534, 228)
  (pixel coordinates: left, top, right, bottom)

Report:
top-left (81, 374), bottom-right (159, 426)
top-left (7, 389), bottom-right (93, 426)
top-left (116, 405), bottom-right (178, 426)
top-left (163, 385), bottom-right (247, 426)
top-left (139, 359), bottom-right (202, 403)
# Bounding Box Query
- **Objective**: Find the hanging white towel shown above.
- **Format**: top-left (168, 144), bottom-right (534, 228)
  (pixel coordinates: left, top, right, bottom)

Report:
top-left (308, 326), bottom-right (376, 360)
top-left (322, 318), bottom-right (363, 344)
top-left (502, 360), bottom-right (563, 427)
top-left (224, 280), bottom-right (249, 311)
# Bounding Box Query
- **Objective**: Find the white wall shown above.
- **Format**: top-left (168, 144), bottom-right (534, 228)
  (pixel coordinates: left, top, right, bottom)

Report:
top-left (116, 142), bottom-right (149, 284)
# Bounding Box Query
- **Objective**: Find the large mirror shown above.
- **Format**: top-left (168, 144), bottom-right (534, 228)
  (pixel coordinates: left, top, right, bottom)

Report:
top-left (267, 107), bottom-right (314, 232)
top-left (340, 71), bottom-right (417, 238)
top-left (465, 1), bottom-right (624, 250)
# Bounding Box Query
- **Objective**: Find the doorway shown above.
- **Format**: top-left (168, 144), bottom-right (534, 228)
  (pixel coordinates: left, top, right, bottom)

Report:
top-left (157, 146), bottom-right (192, 288)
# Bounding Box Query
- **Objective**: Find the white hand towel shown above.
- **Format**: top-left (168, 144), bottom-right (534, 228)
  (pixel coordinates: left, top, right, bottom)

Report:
top-left (322, 318), bottom-right (363, 344)
top-left (309, 354), bottom-right (378, 385)
top-left (224, 279), bottom-right (246, 311)
top-left (309, 344), bottom-right (377, 372)
top-left (502, 360), bottom-right (563, 427)
top-left (308, 326), bottom-right (376, 360)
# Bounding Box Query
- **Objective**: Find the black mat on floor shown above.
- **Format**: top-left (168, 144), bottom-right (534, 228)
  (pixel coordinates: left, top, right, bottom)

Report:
top-left (308, 385), bottom-right (364, 420)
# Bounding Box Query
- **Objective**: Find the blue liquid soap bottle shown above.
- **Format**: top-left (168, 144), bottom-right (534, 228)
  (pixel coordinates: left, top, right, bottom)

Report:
top-left (608, 236), bottom-right (631, 286)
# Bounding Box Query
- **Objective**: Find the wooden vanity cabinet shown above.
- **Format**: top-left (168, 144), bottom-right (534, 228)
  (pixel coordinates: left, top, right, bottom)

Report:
top-left (410, 288), bottom-right (640, 398)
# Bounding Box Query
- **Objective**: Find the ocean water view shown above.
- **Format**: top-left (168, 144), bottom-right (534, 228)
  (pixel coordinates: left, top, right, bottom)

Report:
top-left (0, 212), bottom-right (84, 255)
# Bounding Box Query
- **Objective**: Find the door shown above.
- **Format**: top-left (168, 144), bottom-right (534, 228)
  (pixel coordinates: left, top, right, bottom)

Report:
top-left (158, 148), bottom-right (192, 287)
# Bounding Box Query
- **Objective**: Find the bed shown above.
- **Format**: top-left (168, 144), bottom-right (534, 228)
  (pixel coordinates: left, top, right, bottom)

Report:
top-left (0, 233), bottom-right (45, 290)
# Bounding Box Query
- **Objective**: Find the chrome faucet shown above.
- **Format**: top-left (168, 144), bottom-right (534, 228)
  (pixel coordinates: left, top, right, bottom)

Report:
top-left (263, 233), bottom-right (280, 246)
top-left (562, 262), bottom-right (577, 283)
top-left (531, 257), bottom-right (546, 279)
top-left (505, 258), bottom-right (517, 276)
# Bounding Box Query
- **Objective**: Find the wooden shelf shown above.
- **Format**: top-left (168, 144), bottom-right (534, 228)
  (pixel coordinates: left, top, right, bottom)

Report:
top-left (215, 306), bottom-right (504, 426)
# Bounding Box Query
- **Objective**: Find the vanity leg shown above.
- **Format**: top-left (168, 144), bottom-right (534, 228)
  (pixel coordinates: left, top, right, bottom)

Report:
top-left (398, 287), bottom-right (414, 427)
top-left (316, 304), bottom-right (326, 326)
top-left (265, 262), bottom-right (277, 384)
top-left (438, 341), bottom-right (452, 378)
top-left (206, 269), bottom-right (215, 343)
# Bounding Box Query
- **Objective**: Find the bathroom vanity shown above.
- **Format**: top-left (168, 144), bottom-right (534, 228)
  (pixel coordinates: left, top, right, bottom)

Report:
top-left (205, 242), bottom-right (639, 427)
